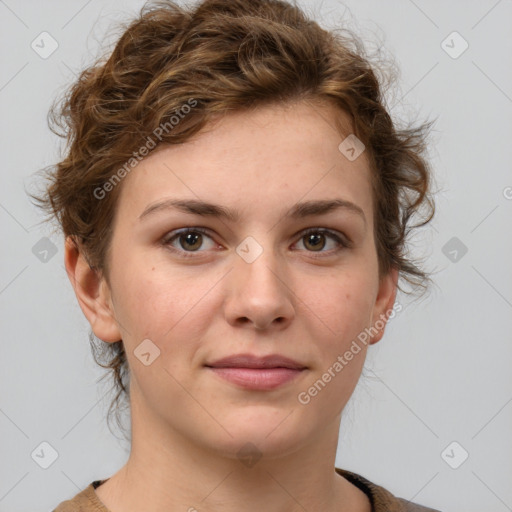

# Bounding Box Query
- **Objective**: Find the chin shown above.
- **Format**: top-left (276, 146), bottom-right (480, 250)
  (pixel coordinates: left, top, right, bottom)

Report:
top-left (205, 412), bottom-right (312, 461)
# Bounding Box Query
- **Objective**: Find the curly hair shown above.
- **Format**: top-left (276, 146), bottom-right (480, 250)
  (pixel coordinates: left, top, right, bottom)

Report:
top-left (32, 0), bottom-right (436, 438)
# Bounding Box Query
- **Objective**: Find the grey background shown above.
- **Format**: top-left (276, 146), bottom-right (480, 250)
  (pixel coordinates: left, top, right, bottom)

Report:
top-left (1, 1), bottom-right (511, 511)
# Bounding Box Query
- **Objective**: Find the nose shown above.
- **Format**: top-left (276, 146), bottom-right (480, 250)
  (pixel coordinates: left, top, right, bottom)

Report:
top-left (223, 243), bottom-right (295, 331)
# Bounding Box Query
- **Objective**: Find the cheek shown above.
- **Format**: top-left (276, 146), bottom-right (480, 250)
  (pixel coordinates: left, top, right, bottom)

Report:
top-left (293, 272), bottom-right (374, 417)
top-left (110, 266), bottom-right (211, 402)
top-left (112, 252), bottom-right (377, 355)
top-left (110, 258), bottom-right (220, 358)
top-left (297, 267), bottom-right (376, 349)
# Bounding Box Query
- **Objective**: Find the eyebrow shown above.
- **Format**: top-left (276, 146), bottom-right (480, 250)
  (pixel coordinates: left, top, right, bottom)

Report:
top-left (138, 198), bottom-right (366, 225)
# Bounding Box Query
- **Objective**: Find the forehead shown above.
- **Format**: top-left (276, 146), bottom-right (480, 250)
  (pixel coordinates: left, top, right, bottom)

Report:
top-left (115, 101), bottom-right (374, 226)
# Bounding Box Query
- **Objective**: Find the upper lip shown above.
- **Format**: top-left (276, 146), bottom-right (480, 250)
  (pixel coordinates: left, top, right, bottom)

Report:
top-left (205, 354), bottom-right (307, 370)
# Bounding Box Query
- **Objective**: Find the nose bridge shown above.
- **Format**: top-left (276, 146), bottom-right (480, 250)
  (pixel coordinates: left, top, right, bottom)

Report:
top-left (224, 234), bottom-right (294, 329)
top-left (235, 235), bottom-right (287, 299)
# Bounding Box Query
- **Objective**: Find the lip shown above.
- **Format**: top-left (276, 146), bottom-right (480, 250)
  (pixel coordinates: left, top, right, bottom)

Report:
top-left (205, 354), bottom-right (308, 391)
top-left (206, 353), bottom-right (307, 370)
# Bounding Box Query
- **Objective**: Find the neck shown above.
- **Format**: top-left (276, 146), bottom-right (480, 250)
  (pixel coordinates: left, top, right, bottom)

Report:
top-left (95, 389), bottom-right (370, 512)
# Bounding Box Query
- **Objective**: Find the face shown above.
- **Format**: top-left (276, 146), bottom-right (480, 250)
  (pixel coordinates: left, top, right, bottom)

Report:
top-left (78, 100), bottom-right (397, 460)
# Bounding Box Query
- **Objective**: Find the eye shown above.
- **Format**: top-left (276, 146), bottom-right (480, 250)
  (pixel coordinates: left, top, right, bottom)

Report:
top-left (162, 227), bottom-right (218, 257)
top-left (293, 228), bottom-right (350, 256)
top-left (161, 226), bottom-right (350, 259)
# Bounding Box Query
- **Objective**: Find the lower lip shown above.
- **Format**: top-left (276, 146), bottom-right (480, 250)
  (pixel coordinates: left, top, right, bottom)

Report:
top-left (207, 367), bottom-right (305, 390)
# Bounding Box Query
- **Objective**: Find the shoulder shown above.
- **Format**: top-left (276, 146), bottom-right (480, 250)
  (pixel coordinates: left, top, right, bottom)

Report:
top-left (52, 480), bottom-right (110, 512)
top-left (335, 468), bottom-right (442, 512)
top-left (397, 498), bottom-right (443, 511)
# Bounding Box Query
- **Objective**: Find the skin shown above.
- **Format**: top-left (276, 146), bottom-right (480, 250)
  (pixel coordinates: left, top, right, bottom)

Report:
top-left (65, 99), bottom-right (398, 512)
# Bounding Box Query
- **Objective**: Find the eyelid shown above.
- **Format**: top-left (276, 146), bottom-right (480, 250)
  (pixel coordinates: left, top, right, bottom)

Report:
top-left (297, 227), bottom-right (352, 249)
top-left (161, 226), bottom-right (351, 257)
top-left (161, 227), bottom-right (218, 258)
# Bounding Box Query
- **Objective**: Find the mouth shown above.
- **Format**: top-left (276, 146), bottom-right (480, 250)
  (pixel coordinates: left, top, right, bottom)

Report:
top-left (204, 354), bottom-right (308, 391)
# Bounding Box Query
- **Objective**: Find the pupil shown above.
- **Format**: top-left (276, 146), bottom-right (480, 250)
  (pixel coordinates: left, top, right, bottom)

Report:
top-left (179, 232), bottom-right (326, 252)
top-left (306, 233), bottom-right (324, 251)
top-left (182, 233), bottom-right (201, 250)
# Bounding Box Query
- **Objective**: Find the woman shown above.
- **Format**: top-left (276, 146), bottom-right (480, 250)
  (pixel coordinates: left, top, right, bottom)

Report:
top-left (37, 0), bottom-right (440, 510)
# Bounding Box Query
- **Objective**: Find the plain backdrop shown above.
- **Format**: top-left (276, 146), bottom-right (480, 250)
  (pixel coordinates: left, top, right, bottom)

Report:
top-left (1, 1), bottom-right (511, 511)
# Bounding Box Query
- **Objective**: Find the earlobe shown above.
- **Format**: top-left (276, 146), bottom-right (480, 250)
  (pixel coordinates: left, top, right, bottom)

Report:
top-left (369, 267), bottom-right (399, 345)
top-left (64, 236), bottom-right (122, 343)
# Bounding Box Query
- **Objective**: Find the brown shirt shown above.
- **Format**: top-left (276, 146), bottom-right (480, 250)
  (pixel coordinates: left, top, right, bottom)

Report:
top-left (52, 468), bottom-right (441, 511)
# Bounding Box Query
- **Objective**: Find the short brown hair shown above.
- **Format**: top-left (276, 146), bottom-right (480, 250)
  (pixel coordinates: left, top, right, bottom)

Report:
top-left (32, 0), bottom-right (435, 436)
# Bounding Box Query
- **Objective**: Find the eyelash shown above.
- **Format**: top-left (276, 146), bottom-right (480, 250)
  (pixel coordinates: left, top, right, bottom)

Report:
top-left (161, 227), bottom-right (351, 259)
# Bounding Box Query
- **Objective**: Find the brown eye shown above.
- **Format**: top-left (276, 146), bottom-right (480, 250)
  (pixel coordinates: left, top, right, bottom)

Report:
top-left (162, 227), bottom-right (217, 257)
top-left (303, 232), bottom-right (326, 251)
top-left (179, 232), bottom-right (203, 251)
top-left (294, 228), bottom-right (349, 256)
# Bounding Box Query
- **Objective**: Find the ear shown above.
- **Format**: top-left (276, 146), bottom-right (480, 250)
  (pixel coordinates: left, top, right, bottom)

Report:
top-left (369, 266), bottom-right (399, 345)
top-left (64, 236), bottom-right (122, 343)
